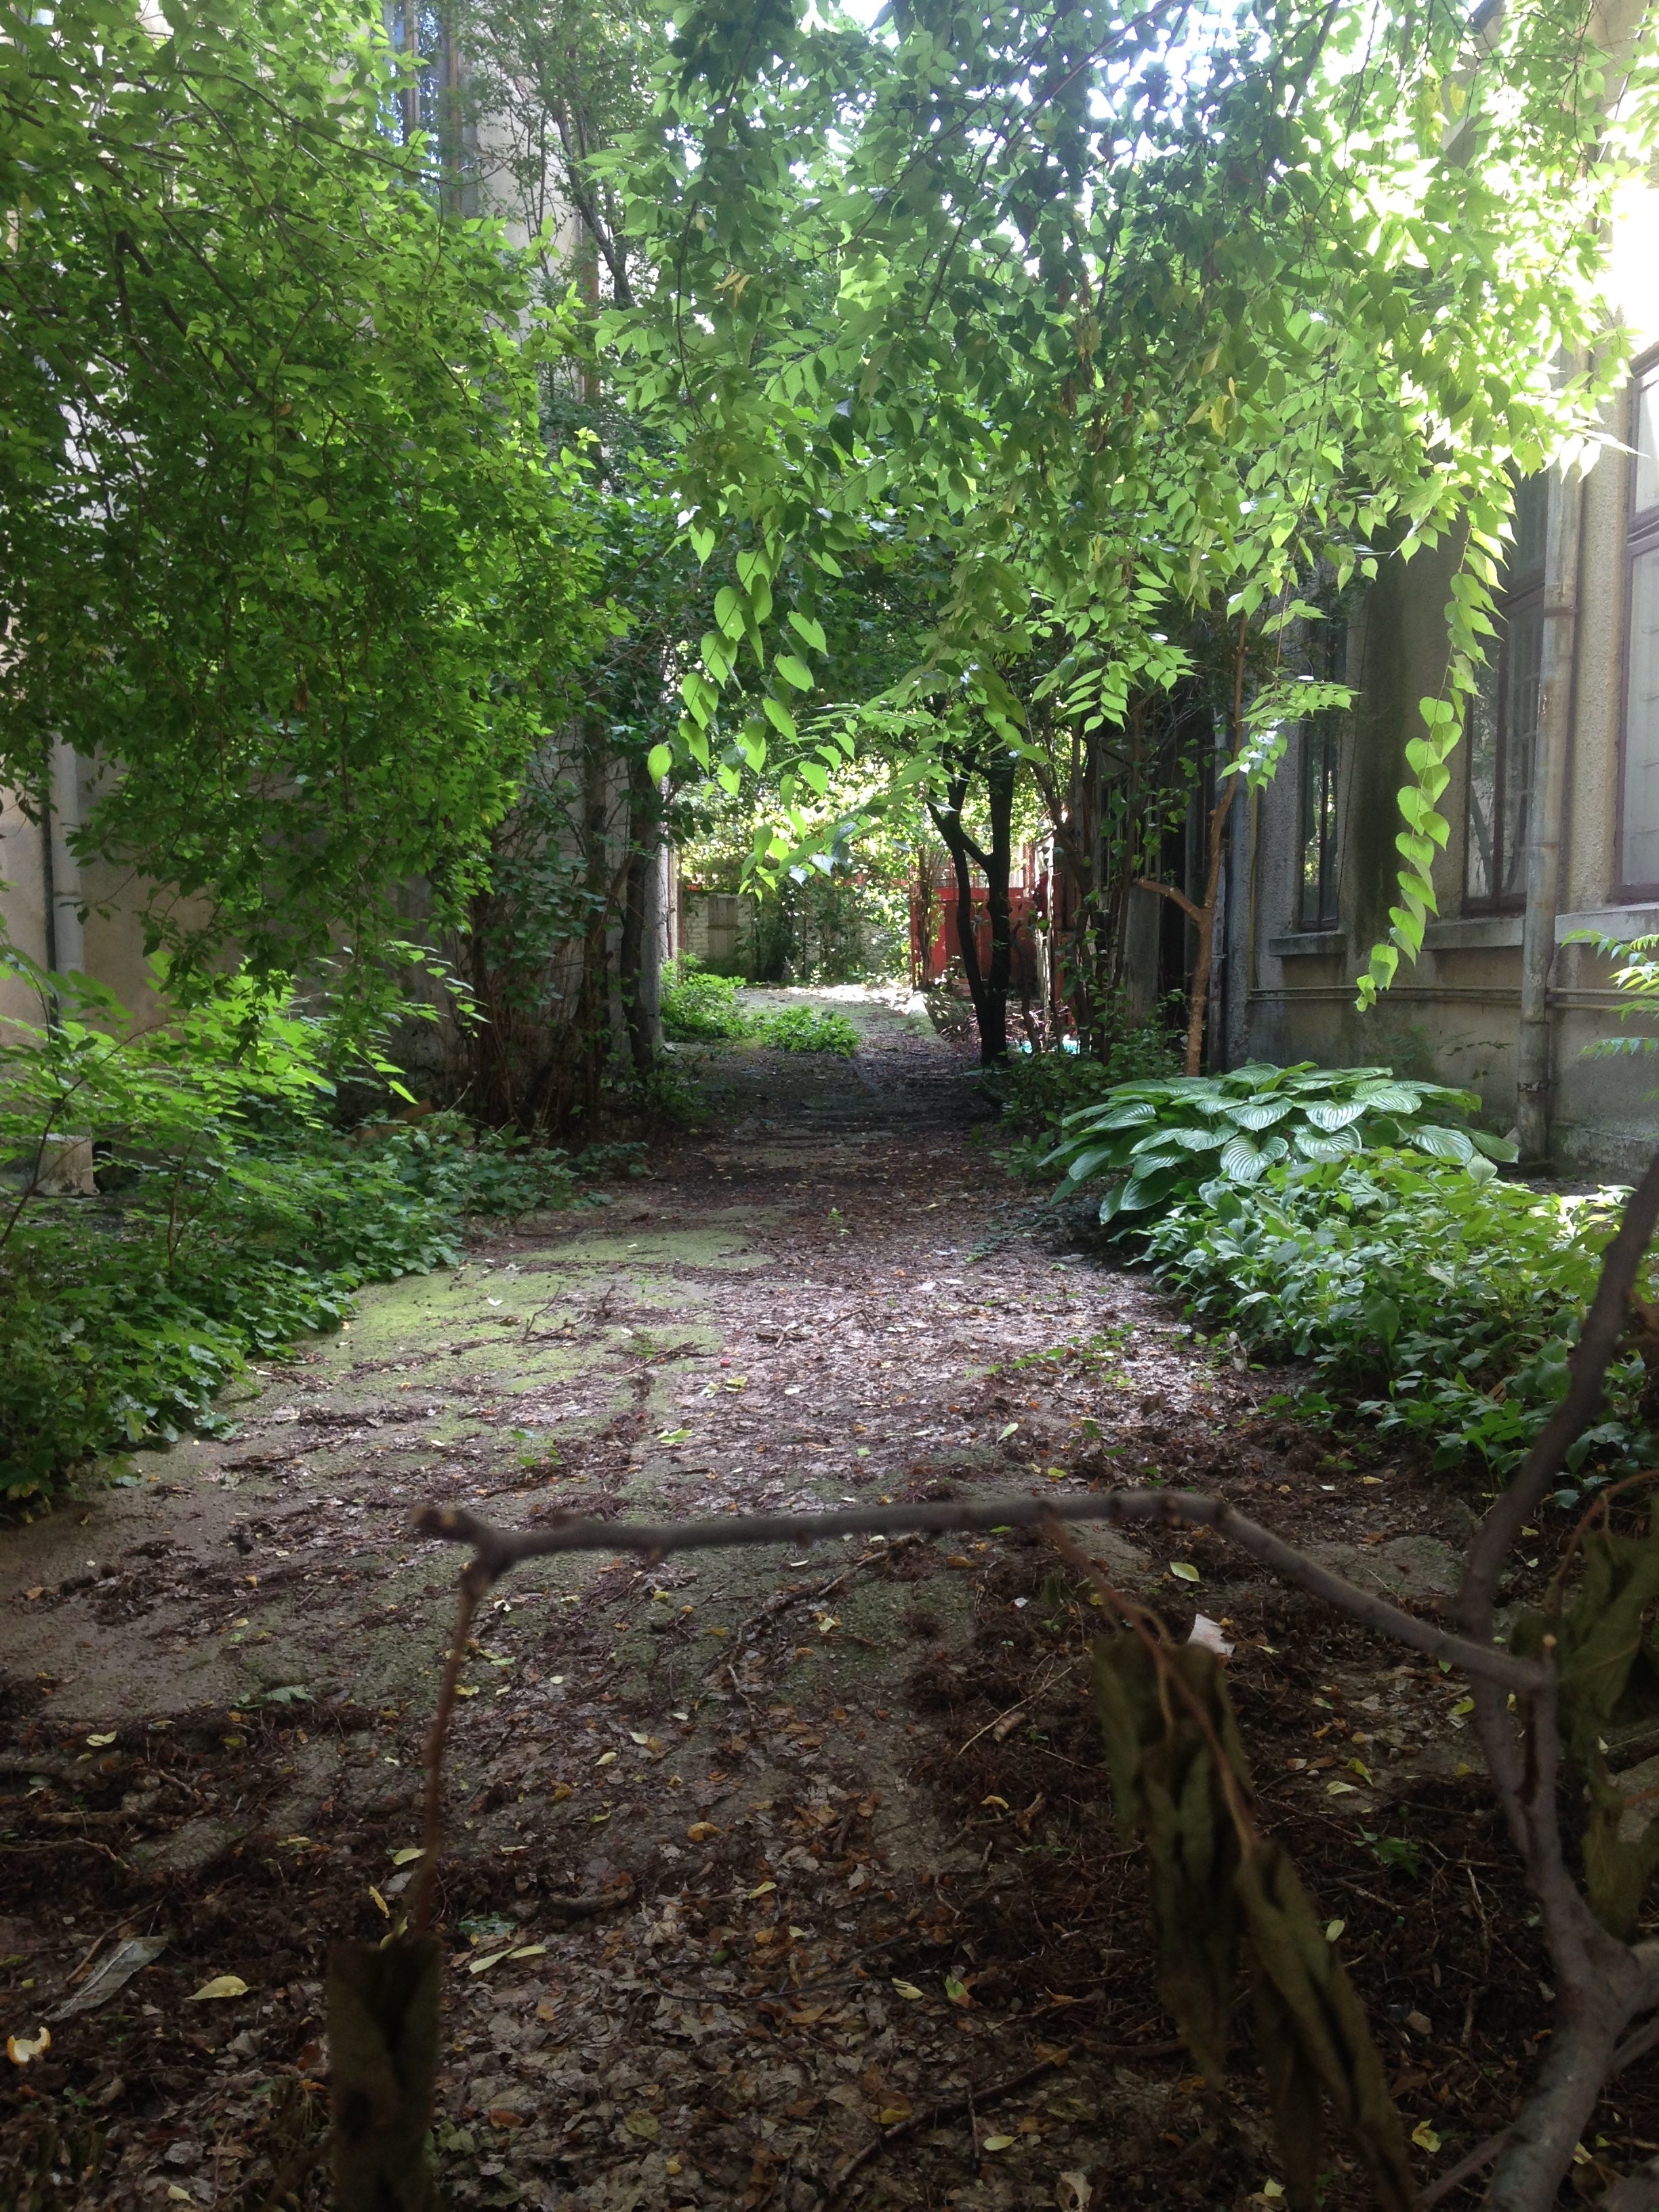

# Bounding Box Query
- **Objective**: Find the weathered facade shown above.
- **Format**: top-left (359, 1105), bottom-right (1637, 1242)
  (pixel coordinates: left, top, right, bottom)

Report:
top-left (1218, 184), bottom-right (1659, 1176)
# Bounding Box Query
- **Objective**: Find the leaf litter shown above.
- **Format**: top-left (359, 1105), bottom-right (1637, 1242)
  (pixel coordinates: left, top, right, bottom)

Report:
top-left (0, 997), bottom-right (1656, 2207)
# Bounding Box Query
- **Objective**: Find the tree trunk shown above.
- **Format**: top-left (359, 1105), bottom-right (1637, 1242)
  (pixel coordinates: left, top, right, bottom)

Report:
top-left (618, 754), bottom-right (661, 1086)
top-left (575, 722), bottom-right (612, 1128)
top-left (981, 750), bottom-right (1015, 1063)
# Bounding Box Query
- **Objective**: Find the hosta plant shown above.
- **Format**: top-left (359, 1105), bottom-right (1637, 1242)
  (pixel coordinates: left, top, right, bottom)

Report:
top-left (1043, 1063), bottom-right (1517, 1229)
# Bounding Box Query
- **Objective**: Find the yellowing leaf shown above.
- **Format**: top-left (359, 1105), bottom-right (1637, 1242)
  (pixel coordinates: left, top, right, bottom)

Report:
top-left (187, 1975), bottom-right (248, 2001)
top-left (1411, 2121), bottom-right (1441, 2154)
top-left (981, 2134), bottom-right (1015, 2152)
top-left (596, 1750), bottom-right (617, 1767)
top-left (687, 1821), bottom-right (719, 1842)
top-left (624, 2111), bottom-right (659, 2140)
top-left (890, 1979), bottom-right (924, 2001)
top-left (878, 2104), bottom-right (912, 2125)
top-left (390, 1846), bottom-right (426, 1866)
top-left (86, 1732), bottom-right (117, 1747)
top-left (7, 2028), bottom-right (51, 2064)
top-left (508, 1944), bottom-right (546, 1961)
top-left (455, 1685), bottom-right (480, 1699)
top-left (551, 1782), bottom-right (574, 1802)
top-left (1169, 1562), bottom-right (1201, 1583)
top-left (468, 1950), bottom-right (512, 1975)
top-left (747, 1881), bottom-right (777, 1898)
top-left (1326, 1780), bottom-right (1358, 1795)
top-left (369, 1886), bottom-right (390, 1918)
top-left (1324, 1919), bottom-right (1345, 1942)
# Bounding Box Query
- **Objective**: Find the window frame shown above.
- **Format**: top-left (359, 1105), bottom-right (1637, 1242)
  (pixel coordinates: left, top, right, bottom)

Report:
top-left (1296, 716), bottom-right (1342, 933)
top-left (1463, 478), bottom-right (1547, 915)
top-left (1618, 347), bottom-right (1659, 901)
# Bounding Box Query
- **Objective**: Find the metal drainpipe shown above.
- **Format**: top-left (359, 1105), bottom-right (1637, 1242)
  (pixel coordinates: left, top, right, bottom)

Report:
top-left (1515, 459), bottom-right (1585, 1169)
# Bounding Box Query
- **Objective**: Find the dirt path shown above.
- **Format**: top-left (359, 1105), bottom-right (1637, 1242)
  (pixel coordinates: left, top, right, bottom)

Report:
top-left (2, 996), bottom-right (1648, 2211)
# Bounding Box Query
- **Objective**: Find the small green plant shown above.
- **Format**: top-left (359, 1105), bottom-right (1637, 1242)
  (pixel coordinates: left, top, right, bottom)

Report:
top-left (1568, 931), bottom-right (1659, 1059)
top-left (991, 1006), bottom-right (1182, 1172)
top-left (659, 961), bottom-right (754, 1042)
top-left (1143, 1151), bottom-right (1654, 1483)
top-left (756, 1004), bottom-right (860, 1055)
top-left (1044, 1062), bottom-right (1516, 1230)
top-left (0, 958), bottom-right (617, 1501)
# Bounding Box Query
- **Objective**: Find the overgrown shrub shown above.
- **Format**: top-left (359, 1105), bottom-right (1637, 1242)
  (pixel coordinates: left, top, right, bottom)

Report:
top-left (659, 964), bottom-right (861, 1054)
top-left (659, 962), bottom-right (752, 1041)
top-left (991, 1002), bottom-right (1181, 1166)
top-left (0, 960), bottom-right (628, 1502)
top-left (757, 1005), bottom-right (859, 1055)
top-left (1143, 1151), bottom-right (1656, 1486)
top-left (1045, 1062), bottom-right (1516, 1230)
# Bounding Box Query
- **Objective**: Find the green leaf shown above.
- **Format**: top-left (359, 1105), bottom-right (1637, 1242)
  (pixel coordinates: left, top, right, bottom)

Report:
top-left (775, 654), bottom-right (814, 692)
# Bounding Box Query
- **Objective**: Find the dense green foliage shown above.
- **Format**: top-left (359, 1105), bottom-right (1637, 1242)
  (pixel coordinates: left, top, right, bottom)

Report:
top-left (659, 966), bottom-right (861, 1053)
top-left (1144, 1154), bottom-right (1655, 1486)
top-left (659, 965), bottom-right (752, 1042)
top-left (609, 0), bottom-right (1652, 1017)
top-left (0, 0), bottom-right (605, 998)
top-left (0, 962), bottom-right (628, 1500)
top-left (758, 1004), bottom-right (859, 1056)
top-left (0, 1124), bottom-right (617, 1504)
top-left (990, 1014), bottom-right (1181, 1159)
top-left (1045, 1064), bottom-right (1517, 1229)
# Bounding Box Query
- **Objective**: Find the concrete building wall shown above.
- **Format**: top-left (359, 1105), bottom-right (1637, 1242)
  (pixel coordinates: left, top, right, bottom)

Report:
top-left (1234, 361), bottom-right (1659, 1176)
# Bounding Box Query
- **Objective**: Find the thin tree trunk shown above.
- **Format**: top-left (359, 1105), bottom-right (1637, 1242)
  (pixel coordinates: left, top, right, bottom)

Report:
top-left (1139, 621), bottom-right (1248, 1075)
top-left (618, 754), bottom-right (661, 1086)
top-left (981, 751), bottom-right (1014, 1062)
top-left (576, 722), bottom-right (611, 1129)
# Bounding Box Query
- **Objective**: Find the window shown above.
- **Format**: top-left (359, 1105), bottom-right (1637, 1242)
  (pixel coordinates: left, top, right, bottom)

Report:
top-left (1298, 722), bottom-right (1340, 930)
top-left (1623, 355), bottom-right (1659, 893)
top-left (1296, 615), bottom-right (1345, 931)
top-left (1465, 474), bottom-right (1547, 909)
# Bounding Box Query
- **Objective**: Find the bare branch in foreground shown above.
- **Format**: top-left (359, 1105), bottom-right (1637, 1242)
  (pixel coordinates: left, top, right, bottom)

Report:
top-left (412, 1490), bottom-right (1543, 1690)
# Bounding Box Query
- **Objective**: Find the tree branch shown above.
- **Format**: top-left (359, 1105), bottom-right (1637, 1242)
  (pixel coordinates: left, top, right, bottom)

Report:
top-left (1135, 874), bottom-right (1203, 924)
top-left (410, 1489), bottom-right (1543, 1691)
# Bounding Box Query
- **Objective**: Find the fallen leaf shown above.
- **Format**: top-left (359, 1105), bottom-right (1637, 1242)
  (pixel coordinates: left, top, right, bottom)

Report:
top-left (878, 2104), bottom-right (912, 2125)
top-left (489, 2108), bottom-right (528, 2129)
top-left (7, 2029), bottom-right (51, 2065)
top-left (455, 1685), bottom-right (479, 1699)
top-left (1169, 1561), bottom-right (1200, 1583)
top-left (49, 1933), bottom-right (169, 2024)
top-left (24, 1588), bottom-right (43, 1602)
top-left (85, 1732), bottom-right (117, 1747)
top-left (551, 1782), bottom-right (574, 1803)
top-left (748, 1881), bottom-right (777, 1898)
top-left (981, 1794), bottom-right (1009, 1809)
top-left (982, 2134), bottom-right (1015, 2152)
top-left (468, 1950), bottom-right (512, 1975)
top-left (369, 1887), bottom-right (390, 1919)
top-left (1412, 2121), bottom-right (1441, 2154)
top-left (186, 1975), bottom-right (248, 2001)
top-left (1405, 2009), bottom-right (1433, 2034)
top-left (596, 1750), bottom-right (617, 1767)
top-left (687, 1821), bottom-right (719, 1842)
top-left (389, 1846), bottom-right (425, 1867)
top-left (624, 2110), bottom-right (659, 2140)
top-left (945, 1975), bottom-right (970, 2006)
top-left (1324, 1919), bottom-right (1345, 1942)
top-left (1187, 1615), bottom-right (1233, 1658)
top-left (1326, 1780), bottom-right (1358, 1795)
top-left (657, 1427), bottom-right (692, 1445)
top-left (509, 1944), bottom-right (546, 1961)
top-left (890, 1979), bottom-right (924, 2001)
top-left (1057, 2172), bottom-right (1092, 2211)
top-left (536, 1999), bottom-right (557, 2024)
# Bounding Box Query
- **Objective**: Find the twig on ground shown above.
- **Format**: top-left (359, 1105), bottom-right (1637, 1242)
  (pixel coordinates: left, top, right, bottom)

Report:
top-left (412, 1492), bottom-right (1542, 1689)
top-left (811, 2041), bottom-right (1182, 2210)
